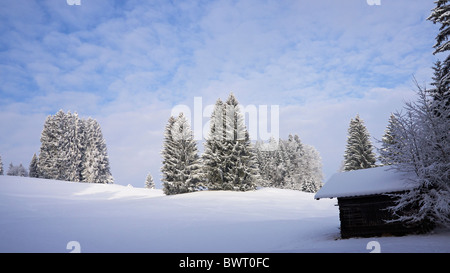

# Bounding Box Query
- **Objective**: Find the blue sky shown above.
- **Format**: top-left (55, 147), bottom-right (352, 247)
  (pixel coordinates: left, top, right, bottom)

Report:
top-left (0, 0), bottom-right (440, 187)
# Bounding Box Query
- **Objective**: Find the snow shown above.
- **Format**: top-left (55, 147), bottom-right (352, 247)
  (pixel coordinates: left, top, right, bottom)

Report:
top-left (314, 166), bottom-right (417, 199)
top-left (1, 175), bottom-right (449, 253)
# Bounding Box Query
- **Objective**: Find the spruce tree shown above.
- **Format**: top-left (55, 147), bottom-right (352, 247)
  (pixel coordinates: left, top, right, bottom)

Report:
top-left (301, 144), bottom-right (323, 193)
top-left (38, 110), bottom-right (113, 183)
top-left (429, 60), bottom-right (450, 118)
top-left (429, 0), bottom-right (450, 81)
top-left (379, 114), bottom-right (400, 165)
top-left (161, 116), bottom-right (177, 193)
top-left (161, 113), bottom-right (202, 195)
top-left (222, 93), bottom-right (258, 191)
top-left (428, 1), bottom-right (450, 116)
top-left (82, 118), bottom-right (114, 184)
top-left (145, 173), bottom-right (155, 189)
top-left (203, 99), bottom-right (226, 190)
top-left (0, 154), bottom-right (3, 175)
top-left (38, 110), bottom-right (66, 180)
top-left (203, 93), bottom-right (258, 191)
top-left (343, 114), bottom-right (377, 171)
top-left (172, 113), bottom-right (203, 192)
top-left (29, 153), bottom-right (39, 178)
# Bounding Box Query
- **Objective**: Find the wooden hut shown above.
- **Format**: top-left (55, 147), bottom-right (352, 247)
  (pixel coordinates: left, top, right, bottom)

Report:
top-left (314, 166), bottom-right (430, 239)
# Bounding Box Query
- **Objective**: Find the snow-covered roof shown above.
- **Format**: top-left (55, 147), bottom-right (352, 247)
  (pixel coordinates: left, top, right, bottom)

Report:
top-left (314, 166), bottom-right (417, 199)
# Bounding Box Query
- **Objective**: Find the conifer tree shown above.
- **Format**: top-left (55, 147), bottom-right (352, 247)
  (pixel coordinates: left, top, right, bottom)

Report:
top-left (82, 118), bottom-right (114, 184)
top-left (202, 99), bottom-right (226, 190)
top-left (343, 114), bottom-right (377, 171)
top-left (300, 144), bottom-right (323, 193)
top-left (29, 153), bottom-right (39, 178)
top-left (38, 110), bottom-right (66, 180)
top-left (161, 113), bottom-right (202, 195)
top-left (38, 110), bottom-right (113, 183)
top-left (379, 114), bottom-right (400, 165)
top-left (145, 173), bottom-right (155, 189)
top-left (429, 1), bottom-right (450, 85)
top-left (161, 116), bottom-right (177, 192)
top-left (221, 93), bottom-right (258, 191)
top-left (203, 93), bottom-right (258, 191)
top-left (0, 154), bottom-right (3, 175)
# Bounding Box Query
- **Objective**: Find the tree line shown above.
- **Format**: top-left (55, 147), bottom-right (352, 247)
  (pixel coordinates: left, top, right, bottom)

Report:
top-left (160, 93), bottom-right (324, 195)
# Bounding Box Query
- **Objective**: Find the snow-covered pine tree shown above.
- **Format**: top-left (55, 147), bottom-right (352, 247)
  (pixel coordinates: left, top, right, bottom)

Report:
top-left (343, 114), bottom-right (377, 171)
top-left (161, 116), bottom-right (177, 194)
top-left (65, 112), bottom-right (81, 182)
top-left (254, 137), bottom-right (278, 187)
top-left (172, 113), bottom-right (203, 193)
top-left (38, 110), bottom-right (66, 180)
top-left (0, 154), bottom-right (3, 175)
top-left (29, 153), bottom-right (39, 178)
top-left (162, 113), bottom-right (202, 195)
top-left (379, 114), bottom-right (400, 165)
top-left (254, 135), bottom-right (323, 192)
top-left (82, 118), bottom-right (114, 184)
top-left (145, 173), bottom-right (155, 189)
top-left (7, 163), bottom-right (28, 177)
top-left (283, 134), bottom-right (305, 190)
top-left (221, 93), bottom-right (258, 191)
top-left (429, 60), bottom-right (450, 119)
top-left (428, 1), bottom-right (450, 87)
top-left (74, 114), bottom-right (87, 182)
top-left (384, 83), bottom-right (450, 229)
top-left (17, 163), bottom-right (27, 177)
top-left (37, 110), bottom-right (113, 183)
top-left (202, 99), bottom-right (226, 190)
top-left (300, 144), bottom-right (323, 193)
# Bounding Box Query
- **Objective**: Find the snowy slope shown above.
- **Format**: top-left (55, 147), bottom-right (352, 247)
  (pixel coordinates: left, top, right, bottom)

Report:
top-left (0, 176), bottom-right (449, 253)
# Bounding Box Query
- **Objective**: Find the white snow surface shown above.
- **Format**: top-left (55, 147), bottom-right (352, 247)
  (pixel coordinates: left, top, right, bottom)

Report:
top-left (315, 166), bottom-right (417, 199)
top-left (0, 175), bottom-right (449, 253)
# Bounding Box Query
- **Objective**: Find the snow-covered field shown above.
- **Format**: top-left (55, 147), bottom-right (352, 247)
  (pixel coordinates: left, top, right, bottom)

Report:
top-left (0, 176), bottom-right (449, 253)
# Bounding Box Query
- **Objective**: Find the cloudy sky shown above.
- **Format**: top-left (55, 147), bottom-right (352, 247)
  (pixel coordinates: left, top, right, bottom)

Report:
top-left (0, 0), bottom-right (440, 187)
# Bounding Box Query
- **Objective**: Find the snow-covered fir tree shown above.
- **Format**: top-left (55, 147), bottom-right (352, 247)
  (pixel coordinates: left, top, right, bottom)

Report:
top-left (254, 137), bottom-right (278, 187)
top-left (145, 173), bottom-right (155, 189)
top-left (161, 113), bottom-right (202, 195)
top-left (203, 93), bottom-right (258, 191)
top-left (429, 60), bottom-right (450, 119)
top-left (161, 116), bottom-right (177, 193)
top-left (283, 134), bottom-right (305, 190)
top-left (29, 153), bottom-right (39, 178)
top-left (81, 118), bottom-right (114, 184)
top-left (428, 0), bottom-right (450, 88)
top-left (255, 135), bottom-right (323, 192)
top-left (7, 163), bottom-right (28, 177)
top-left (203, 99), bottom-right (226, 190)
top-left (379, 114), bottom-right (400, 165)
top-left (0, 154), bottom-right (3, 175)
top-left (38, 110), bottom-right (113, 183)
top-left (382, 83), bottom-right (450, 229)
top-left (343, 114), bottom-right (377, 171)
top-left (222, 93), bottom-right (259, 191)
top-left (300, 144), bottom-right (324, 193)
top-left (38, 110), bottom-right (67, 180)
